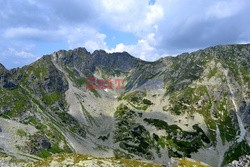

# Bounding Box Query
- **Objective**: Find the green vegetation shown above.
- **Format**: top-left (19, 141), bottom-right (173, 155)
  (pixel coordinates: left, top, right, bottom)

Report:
top-left (31, 98), bottom-right (45, 111)
top-left (66, 52), bottom-right (71, 58)
top-left (56, 112), bottom-right (70, 123)
top-left (223, 140), bottom-right (250, 166)
top-left (165, 53), bottom-right (207, 96)
top-left (166, 84), bottom-right (238, 145)
top-left (65, 67), bottom-right (75, 79)
top-left (121, 91), bottom-right (152, 110)
top-left (76, 77), bottom-right (87, 87)
top-left (113, 149), bottom-right (134, 159)
top-left (207, 67), bottom-right (218, 79)
top-left (36, 143), bottom-right (64, 158)
top-left (114, 104), bottom-right (153, 160)
top-left (0, 87), bottom-right (29, 118)
top-left (216, 94), bottom-right (238, 144)
top-left (16, 129), bottom-right (27, 137)
top-left (98, 134), bottom-right (109, 141)
top-left (28, 65), bottom-right (48, 78)
top-left (42, 92), bottom-right (61, 105)
top-left (80, 102), bottom-right (96, 125)
top-left (144, 118), bottom-right (210, 158)
top-left (27, 117), bottom-right (47, 130)
top-left (29, 153), bottom-right (163, 167)
top-left (83, 69), bottom-right (93, 77)
top-left (89, 88), bottom-right (101, 98)
top-left (176, 158), bottom-right (211, 167)
top-left (65, 67), bottom-right (100, 97)
top-left (55, 111), bottom-right (86, 137)
top-left (168, 87), bottom-right (198, 115)
top-left (99, 67), bottom-right (124, 80)
top-left (65, 67), bottom-right (87, 87)
top-left (143, 99), bottom-right (153, 105)
top-left (114, 103), bottom-right (212, 160)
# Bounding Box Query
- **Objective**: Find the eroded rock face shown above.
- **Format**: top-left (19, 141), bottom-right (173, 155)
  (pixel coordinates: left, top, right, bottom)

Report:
top-left (239, 101), bottom-right (250, 125)
top-left (41, 139), bottom-right (51, 149)
top-left (2, 79), bottom-right (17, 90)
top-left (28, 134), bottom-right (51, 154)
top-left (0, 65), bottom-right (17, 90)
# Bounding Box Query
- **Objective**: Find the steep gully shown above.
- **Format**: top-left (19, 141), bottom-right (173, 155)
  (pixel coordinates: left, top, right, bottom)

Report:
top-left (224, 70), bottom-right (246, 143)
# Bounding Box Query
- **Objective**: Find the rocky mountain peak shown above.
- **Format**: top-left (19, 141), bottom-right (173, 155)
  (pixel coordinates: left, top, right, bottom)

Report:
top-left (92, 49), bottom-right (107, 56)
top-left (90, 50), bottom-right (145, 72)
top-left (91, 49), bottom-right (136, 62)
top-left (0, 63), bottom-right (17, 90)
top-left (50, 48), bottom-right (145, 73)
top-left (72, 47), bottom-right (90, 54)
top-left (0, 63), bottom-right (7, 73)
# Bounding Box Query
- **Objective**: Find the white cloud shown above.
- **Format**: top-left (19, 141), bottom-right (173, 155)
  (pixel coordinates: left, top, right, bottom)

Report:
top-left (145, 4), bottom-right (164, 26)
top-left (107, 33), bottom-right (168, 61)
top-left (99, 0), bottom-right (164, 35)
top-left (0, 45), bottom-right (40, 68)
top-left (64, 26), bottom-right (107, 52)
top-left (3, 25), bottom-right (108, 53)
top-left (3, 27), bottom-right (64, 41)
top-left (8, 48), bottom-right (36, 58)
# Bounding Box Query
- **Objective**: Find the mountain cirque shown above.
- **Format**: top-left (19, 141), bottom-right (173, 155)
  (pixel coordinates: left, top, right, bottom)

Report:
top-left (0, 44), bottom-right (250, 166)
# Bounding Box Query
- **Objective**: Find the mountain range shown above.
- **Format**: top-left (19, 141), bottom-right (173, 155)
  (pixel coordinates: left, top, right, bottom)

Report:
top-left (0, 44), bottom-right (250, 167)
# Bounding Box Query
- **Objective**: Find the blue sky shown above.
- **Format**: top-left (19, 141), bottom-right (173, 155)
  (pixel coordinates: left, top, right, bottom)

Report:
top-left (0, 0), bottom-right (250, 69)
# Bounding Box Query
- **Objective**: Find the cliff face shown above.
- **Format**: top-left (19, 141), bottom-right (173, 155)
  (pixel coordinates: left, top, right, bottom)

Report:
top-left (0, 44), bottom-right (250, 166)
top-left (0, 64), bottom-right (17, 90)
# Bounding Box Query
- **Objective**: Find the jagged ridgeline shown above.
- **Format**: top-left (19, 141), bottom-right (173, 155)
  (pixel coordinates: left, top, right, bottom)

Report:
top-left (0, 44), bottom-right (250, 167)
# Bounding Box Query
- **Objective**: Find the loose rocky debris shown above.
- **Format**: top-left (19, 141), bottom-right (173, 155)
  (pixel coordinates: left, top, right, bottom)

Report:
top-left (226, 155), bottom-right (250, 167)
